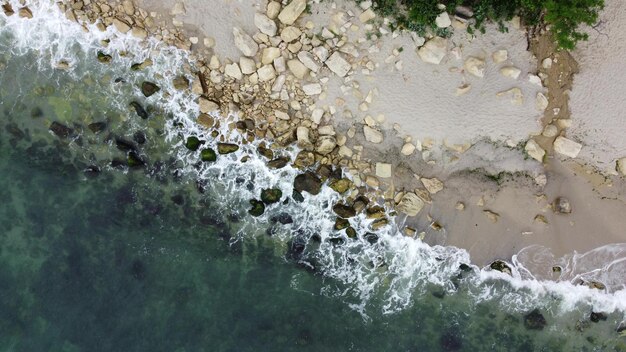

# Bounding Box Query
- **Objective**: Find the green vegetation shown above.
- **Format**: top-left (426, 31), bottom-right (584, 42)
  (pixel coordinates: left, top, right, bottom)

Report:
top-left (364, 0), bottom-right (604, 49)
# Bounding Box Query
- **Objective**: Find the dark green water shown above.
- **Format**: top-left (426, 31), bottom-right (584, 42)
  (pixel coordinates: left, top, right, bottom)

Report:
top-left (1, 3), bottom-right (625, 351)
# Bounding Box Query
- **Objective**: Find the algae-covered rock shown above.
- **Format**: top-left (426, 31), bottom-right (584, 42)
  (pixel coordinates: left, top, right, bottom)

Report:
top-left (490, 260), bottom-right (512, 275)
top-left (217, 143), bottom-right (239, 154)
top-left (294, 171), bottom-right (322, 195)
top-left (88, 122), bottom-right (107, 134)
top-left (332, 203), bottom-right (356, 218)
top-left (201, 148), bottom-right (217, 162)
top-left (334, 218), bottom-right (350, 230)
top-left (248, 199), bottom-right (265, 217)
top-left (141, 81), bottom-right (160, 97)
top-left (261, 188), bottom-right (283, 204)
top-left (185, 136), bottom-right (203, 151)
top-left (115, 138), bottom-right (137, 152)
top-left (133, 131), bottom-right (146, 145)
top-left (257, 145), bottom-right (274, 159)
top-left (130, 101), bottom-right (148, 119)
top-left (127, 151), bottom-right (145, 168)
top-left (329, 178), bottom-right (352, 194)
top-left (345, 227), bottom-right (357, 238)
top-left (267, 157), bottom-right (289, 169)
top-left (97, 51), bottom-right (112, 63)
top-left (371, 218), bottom-right (388, 230)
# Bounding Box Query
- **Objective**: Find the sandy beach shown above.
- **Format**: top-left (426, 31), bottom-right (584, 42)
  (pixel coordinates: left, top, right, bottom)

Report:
top-left (57, 0), bottom-right (626, 271)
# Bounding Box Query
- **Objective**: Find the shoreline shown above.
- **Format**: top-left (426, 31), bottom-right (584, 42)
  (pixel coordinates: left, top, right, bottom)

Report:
top-left (44, 0), bottom-right (626, 277)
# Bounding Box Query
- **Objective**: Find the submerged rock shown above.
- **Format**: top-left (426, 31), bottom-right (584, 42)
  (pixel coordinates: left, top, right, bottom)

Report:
top-left (248, 199), bottom-right (265, 217)
top-left (127, 151), bottom-right (145, 168)
top-left (115, 138), bottom-right (137, 151)
top-left (590, 311), bottom-right (608, 323)
top-left (200, 148), bottom-right (217, 162)
top-left (133, 131), bottom-right (146, 144)
top-left (97, 51), bottom-right (112, 63)
top-left (130, 101), bottom-right (149, 119)
top-left (183, 136), bottom-right (202, 151)
top-left (524, 309), bottom-right (547, 330)
top-left (49, 121), bottom-right (73, 139)
top-left (261, 188), bottom-right (283, 204)
top-left (88, 122), bottom-right (107, 134)
top-left (217, 143), bottom-right (239, 154)
top-left (363, 233), bottom-right (378, 244)
top-left (553, 197), bottom-right (572, 214)
top-left (83, 165), bottom-right (101, 178)
top-left (141, 81), bottom-right (160, 97)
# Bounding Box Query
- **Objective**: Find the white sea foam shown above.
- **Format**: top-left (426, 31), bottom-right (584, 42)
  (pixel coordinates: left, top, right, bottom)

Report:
top-left (2, 0), bottom-right (626, 321)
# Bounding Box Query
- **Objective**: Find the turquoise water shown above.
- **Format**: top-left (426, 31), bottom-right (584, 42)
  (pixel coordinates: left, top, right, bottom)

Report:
top-left (1, 1), bottom-right (625, 350)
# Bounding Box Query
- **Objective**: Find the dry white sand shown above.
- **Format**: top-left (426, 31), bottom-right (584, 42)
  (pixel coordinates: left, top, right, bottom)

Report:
top-left (569, 0), bottom-right (626, 174)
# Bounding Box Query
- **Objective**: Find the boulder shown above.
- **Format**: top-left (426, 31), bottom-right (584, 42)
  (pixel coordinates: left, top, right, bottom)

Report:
top-left (401, 143), bottom-right (415, 155)
top-left (490, 260), bottom-right (512, 275)
top-left (375, 163), bottom-right (392, 178)
top-left (296, 126), bottom-right (313, 149)
top-left (261, 47), bottom-right (281, 65)
top-left (303, 83), bottom-right (322, 95)
top-left (280, 26), bottom-right (302, 43)
top-left (297, 51), bottom-right (320, 72)
top-left (329, 178), bottom-right (353, 194)
top-left (130, 101), bottom-right (148, 119)
top-left (312, 46), bottom-right (329, 62)
top-left (225, 63), bottom-right (243, 80)
top-left (217, 143), bottom-right (239, 154)
top-left (185, 136), bottom-right (203, 151)
top-left (333, 203), bottom-right (356, 218)
top-left (49, 121), bottom-right (73, 139)
top-left (396, 193), bottom-right (425, 217)
top-left (363, 125), bottom-right (383, 144)
top-left (435, 12), bottom-right (451, 28)
top-left (500, 66), bottom-right (521, 79)
top-left (257, 65), bottom-right (276, 82)
top-left (141, 81), bottom-right (160, 97)
top-left (261, 188), bottom-right (283, 204)
top-left (287, 59), bottom-right (309, 79)
top-left (417, 37), bottom-right (447, 65)
top-left (325, 52), bottom-right (350, 77)
top-left (553, 136), bottom-right (582, 158)
top-left (197, 114), bottom-right (214, 128)
top-left (277, 0), bottom-right (306, 25)
top-left (112, 17), bottom-right (131, 33)
top-left (248, 199), bottom-right (265, 217)
top-left (254, 13), bottom-right (277, 36)
top-left (464, 57), bottom-right (485, 77)
top-left (239, 57), bottom-right (256, 75)
top-left (524, 139), bottom-right (545, 162)
top-left (294, 171), bottom-right (322, 195)
top-left (497, 87), bottom-right (523, 105)
top-left (233, 27), bottom-right (258, 57)
top-left (294, 151), bottom-right (315, 168)
top-left (199, 97), bottom-right (219, 113)
top-left (316, 136), bottom-right (336, 155)
top-left (201, 148), bottom-right (217, 162)
top-left (266, 1), bottom-right (281, 19)
top-left (359, 8), bottom-right (376, 23)
top-left (421, 177), bottom-right (443, 194)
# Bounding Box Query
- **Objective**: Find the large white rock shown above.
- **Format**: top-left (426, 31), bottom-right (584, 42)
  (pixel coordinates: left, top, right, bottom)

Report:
top-left (396, 192), bottom-right (425, 217)
top-left (554, 136), bottom-right (582, 158)
top-left (325, 52), bottom-right (350, 77)
top-left (435, 12), bottom-right (451, 28)
top-left (261, 47), bottom-right (281, 65)
top-left (257, 65), bottom-right (276, 82)
top-left (239, 57), bottom-right (256, 75)
top-left (224, 63), bottom-right (243, 80)
top-left (617, 158), bottom-right (626, 176)
top-left (287, 59), bottom-right (309, 79)
top-left (363, 125), bottom-right (383, 144)
top-left (500, 66), bottom-right (521, 79)
top-left (297, 51), bottom-right (320, 72)
top-left (525, 139), bottom-right (545, 162)
top-left (421, 177), bottom-right (443, 194)
top-left (417, 37), bottom-right (447, 65)
top-left (277, 0), bottom-right (306, 25)
top-left (233, 27), bottom-right (258, 57)
top-left (302, 83), bottom-right (322, 95)
top-left (280, 26), bottom-right (302, 43)
top-left (464, 57), bottom-right (485, 77)
top-left (376, 163), bottom-right (392, 178)
top-left (316, 136), bottom-right (337, 155)
top-left (254, 13), bottom-right (277, 36)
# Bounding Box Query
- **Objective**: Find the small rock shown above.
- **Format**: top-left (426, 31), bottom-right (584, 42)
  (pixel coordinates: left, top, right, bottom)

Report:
top-left (267, 157), bottom-right (290, 169)
top-left (297, 51), bottom-right (320, 72)
top-left (455, 202), bottom-right (465, 211)
top-left (497, 87), bottom-right (523, 105)
top-left (261, 188), bottom-right (283, 204)
top-left (239, 57), bottom-right (256, 75)
top-left (421, 177), bottom-right (443, 194)
top-left (2, 3), bottom-right (14, 16)
top-left (534, 214), bottom-right (548, 224)
top-left (375, 163), bottom-right (392, 178)
top-left (417, 37), bottom-right (447, 65)
top-left (49, 121), bottom-right (73, 139)
top-left (266, 1), bottom-right (281, 19)
top-left (333, 203), bottom-right (356, 218)
top-left (492, 49), bottom-right (508, 63)
top-left (363, 125), bottom-right (383, 144)
top-left (199, 97), bottom-right (219, 113)
top-left (248, 199), bottom-right (265, 217)
top-left (490, 260), bottom-right (512, 275)
top-left (281, 26), bottom-right (302, 43)
top-left (278, 0), bottom-right (306, 25)
top-left (257, 65), bottom-right (276, 82)
top-left (464, 57), bottom-right (485, 78)
top-left (524, 139), bottom-right (545, 162)
top-left (287, 59), bottom-right (309, 79)
top-left (185, 136), bottom-right (203, 151)
top-left (455, 84), bottom-right (471, 96)
top-left (396, 193), bottom-right (425, 217)
top-left (254, 13), bottom-right (277, 36)
top-left (617, 158), bottom-right (626, 176)
top-left (325, 52), bottom-right (350, 77)
top-left (553, 136), bottom-right (582, 158)
top-left (201, 148), bottom-right (217, 162)
top-left (536, 92), bottom-right (549, 111)
top-left (112, 17), bottom-right (131, 33)
top-left (303, 83), bottom-right (322, 95)
top-left (542, 58), bottom-right (552, 69)
top-left (401, 143), bottom-right (415, 155)
top-left (542, 124), bottom-right (558, 138)
top-left (233, 27), bottom-right (259, 57)
top-left (296, 126), bottom-right (313, 149)
top-left (329, 178), bottom-right (353, 194)
top-left (500, 66), bottom-right (521, 79)
top-left (197, 114), bottom-right (214, 128)
top-left (316, 136), bottom-right (336, 155)
top-left (435, 12), bottom-right (451, 28)
top-left (225, 63), bottom-right (243, 80)
top-left (171, 2), bottom-right (186, 15)
top-left (553, 197), bottom-right (572, 214)
top-left (483, 210), bottom-right (499, 223)
top-left (359, 8), bottom-right (376, 23)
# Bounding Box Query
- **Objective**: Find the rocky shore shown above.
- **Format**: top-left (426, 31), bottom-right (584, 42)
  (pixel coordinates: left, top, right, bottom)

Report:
top-left (6, 0), bottom-right (626, 269)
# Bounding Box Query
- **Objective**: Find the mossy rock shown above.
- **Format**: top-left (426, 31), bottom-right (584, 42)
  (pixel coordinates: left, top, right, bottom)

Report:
top-left (334, 218), bottom-right (350, 230)
top-left (365, 206), bottom-right (386, 219)
top-left (127, 151), bottom-right (145, 168)
top-left (329, 178), bottom-right (353, 194)
top-left (267, 157), bottom-right (290, 169)
top-left (49, 121), bottom-right (73, 139)
top-left (345, 227), bottom-right (357, 238)
top-left (129, 101), bottom-right (148, 119)
top-left (185, 136), bottom-right (203, 151)
top-left (248, 199), bottom-right (265, 217)
top-left (257, 145), bottom-right (274, 159)
top-left (217, 143), bottom-right (239, 154)
top-left (294, 171), bottom-right (322, 195)
top-left (261, 188), bottom-right (282, 204)
top-left (141, 81), bottom-right (160, 97)
top-left (201, 148), bottom-right (217, 162)
top-left (371, 218), bottom-right (388, 230)
top-left (88, 121), bottom-right (107, 134)
top-left (97, 51), bottom-right (112, 63)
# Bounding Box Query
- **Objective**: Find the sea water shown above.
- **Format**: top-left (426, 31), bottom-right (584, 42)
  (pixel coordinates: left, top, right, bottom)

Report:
top-left (1, 1), bottom-right (625, 350)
